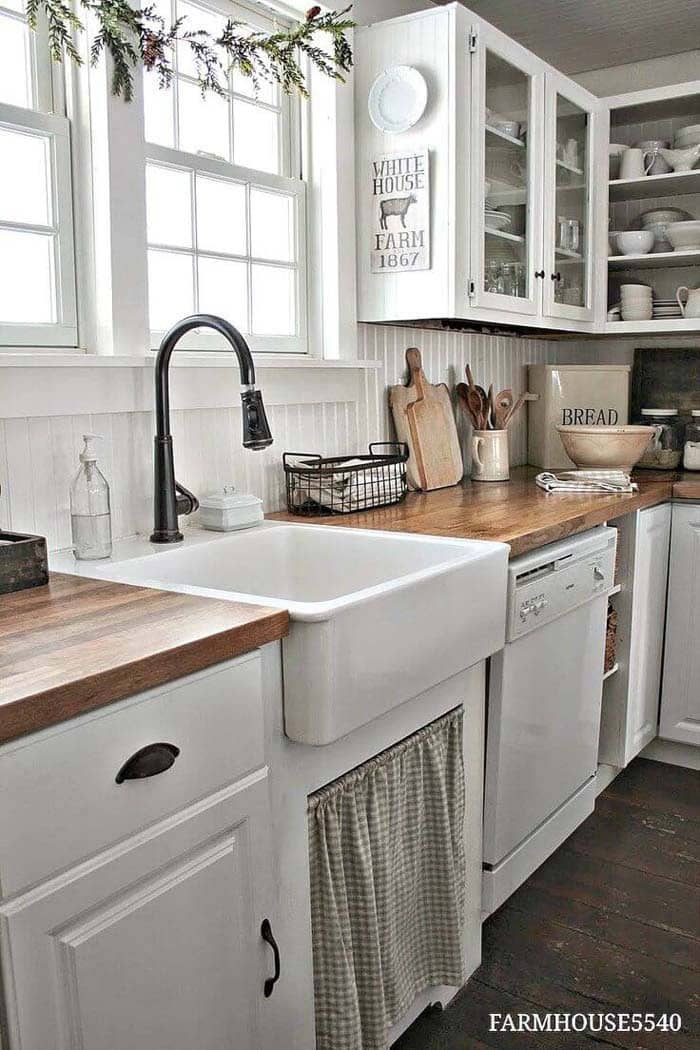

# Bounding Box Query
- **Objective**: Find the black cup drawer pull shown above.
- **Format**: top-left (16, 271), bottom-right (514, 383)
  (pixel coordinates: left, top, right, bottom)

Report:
top-left (261, 918), bottom-right (281, 997)
top-left (115, 743), bottom-right (180, 784)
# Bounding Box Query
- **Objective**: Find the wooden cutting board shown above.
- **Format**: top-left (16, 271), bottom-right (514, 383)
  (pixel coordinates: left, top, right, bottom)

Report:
top-left (389, 347), bottom-right (464, 490)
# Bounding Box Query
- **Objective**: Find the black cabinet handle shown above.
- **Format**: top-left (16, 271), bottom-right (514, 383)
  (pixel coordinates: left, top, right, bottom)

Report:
top-left (534, 269), bottom-right (545, 279)
top-left (115, 742), bottom-right (180, 784)
top-left (261, 918), bottom-right (281, 997)
top-left (551, 271), bottom-right (562, 282)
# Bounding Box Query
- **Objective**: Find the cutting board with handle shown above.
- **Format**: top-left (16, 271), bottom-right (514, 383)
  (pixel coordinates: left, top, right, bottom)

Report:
top-left (389, 347), bottom-right (464, 490)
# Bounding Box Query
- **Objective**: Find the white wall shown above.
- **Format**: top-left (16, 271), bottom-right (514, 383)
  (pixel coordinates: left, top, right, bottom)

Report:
top-left (0, 326), bottom-right (573, 550)
top-left (575, 50), bottom-right (700, 98)
top-left (352, 0), bottom-right (434, 25)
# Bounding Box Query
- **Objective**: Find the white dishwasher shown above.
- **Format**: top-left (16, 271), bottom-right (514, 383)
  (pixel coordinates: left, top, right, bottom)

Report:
top-left (482, 526), bottom-right (616, 916)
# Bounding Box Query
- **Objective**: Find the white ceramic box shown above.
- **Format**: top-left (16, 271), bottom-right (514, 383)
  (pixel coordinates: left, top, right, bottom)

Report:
top-left (527, 364), bottom-right (631, 469)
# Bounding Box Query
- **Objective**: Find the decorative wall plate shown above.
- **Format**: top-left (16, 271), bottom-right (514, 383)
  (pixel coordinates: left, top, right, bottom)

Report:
top-left (368, 66), bottom-right (428, 134)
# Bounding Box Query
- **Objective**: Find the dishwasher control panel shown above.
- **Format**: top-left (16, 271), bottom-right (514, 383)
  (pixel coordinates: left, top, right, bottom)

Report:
top-left (507, 527), bottom-right (617, 641)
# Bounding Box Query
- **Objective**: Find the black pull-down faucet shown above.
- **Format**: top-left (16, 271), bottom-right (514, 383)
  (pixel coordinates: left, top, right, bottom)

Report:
top-left (151, 314), bottom-right (273, 543)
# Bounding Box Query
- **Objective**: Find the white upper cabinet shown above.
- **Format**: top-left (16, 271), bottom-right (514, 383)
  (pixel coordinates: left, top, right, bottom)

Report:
top-left (355, 2), bottom-right (605, 333)
top-left (660, 502), bottom-right (700, 747)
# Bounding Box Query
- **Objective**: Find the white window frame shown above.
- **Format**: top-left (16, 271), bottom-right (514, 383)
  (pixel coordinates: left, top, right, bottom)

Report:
top-left (143, 0), bottom-right (308, 353)
top-left (0, 6), bottom-right (77, 349)
top-left (0, 103), bottom-right (78, 348)
top-left (146, 145), bottom-right (307, 352)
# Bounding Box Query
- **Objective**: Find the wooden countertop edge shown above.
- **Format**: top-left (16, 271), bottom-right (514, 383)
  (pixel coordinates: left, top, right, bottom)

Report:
top-left (673, 480), bottom-right (700, 499)
top-left (0, 604), bottom-right (288, 747)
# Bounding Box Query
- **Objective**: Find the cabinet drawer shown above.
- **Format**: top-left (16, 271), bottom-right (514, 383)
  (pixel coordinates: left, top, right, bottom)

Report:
top-left (0, 653), bottom-right (264, 897)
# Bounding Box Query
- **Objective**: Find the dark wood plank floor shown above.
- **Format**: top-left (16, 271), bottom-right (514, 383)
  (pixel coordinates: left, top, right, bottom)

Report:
top-left (394, 758), bottom-right (700, 1050)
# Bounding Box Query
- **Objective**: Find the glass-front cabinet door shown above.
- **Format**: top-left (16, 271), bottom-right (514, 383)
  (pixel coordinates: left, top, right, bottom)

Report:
top-left (543, 73), bottom-right (599, 321)
top-left (471, 23), bottom-right (543, 317)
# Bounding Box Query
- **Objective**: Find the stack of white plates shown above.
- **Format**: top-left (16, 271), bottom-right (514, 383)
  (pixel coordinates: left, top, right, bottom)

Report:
top-left (652, 299), bottom-right (683, 318)
top-left (485, 208), bottom-right (511, 231)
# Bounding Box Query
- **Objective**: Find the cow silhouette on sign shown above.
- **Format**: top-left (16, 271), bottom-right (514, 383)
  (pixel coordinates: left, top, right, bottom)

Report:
top-left (379, 193), bottom-right (417, 230)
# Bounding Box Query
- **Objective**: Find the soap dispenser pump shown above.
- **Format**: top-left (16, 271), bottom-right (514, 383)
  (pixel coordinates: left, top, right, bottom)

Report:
top-left (70, 434), bottom-right (113, 560)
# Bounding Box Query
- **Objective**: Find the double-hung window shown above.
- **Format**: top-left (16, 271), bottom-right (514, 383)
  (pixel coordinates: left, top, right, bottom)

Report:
top-left (0, 0), bottom-right (77, 347)
top-left (144, 0), bottom-right (307, 352)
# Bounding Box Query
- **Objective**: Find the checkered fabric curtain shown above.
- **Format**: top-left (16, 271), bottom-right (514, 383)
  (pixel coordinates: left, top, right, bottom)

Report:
top-left (307, 707), bottom-right (466, 1050)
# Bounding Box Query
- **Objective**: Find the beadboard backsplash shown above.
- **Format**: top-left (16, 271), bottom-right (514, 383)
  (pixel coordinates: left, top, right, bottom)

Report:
top-left (0, 326), bottom-right (605, 550)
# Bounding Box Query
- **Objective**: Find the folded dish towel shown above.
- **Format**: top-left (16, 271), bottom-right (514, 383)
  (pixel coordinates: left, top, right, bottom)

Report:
top-left (536, 470), bottom-right (638, 494)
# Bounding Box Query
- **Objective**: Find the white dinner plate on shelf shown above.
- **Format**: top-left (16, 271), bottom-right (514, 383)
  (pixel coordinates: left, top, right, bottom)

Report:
top-left (368, 66), bottom-right (428, 133)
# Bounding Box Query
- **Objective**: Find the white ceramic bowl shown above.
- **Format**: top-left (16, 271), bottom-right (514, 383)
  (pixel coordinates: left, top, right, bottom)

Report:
top-left (556, 426), bottom-right (655, 471)
top-left (674, 124), bottom-right (700, 148)
top-left (616, 230), bottom-right (654, 255)
top-left (640, 207), bottom-right (692, 226)
top-left (667, 220), bottom-right (700, 251)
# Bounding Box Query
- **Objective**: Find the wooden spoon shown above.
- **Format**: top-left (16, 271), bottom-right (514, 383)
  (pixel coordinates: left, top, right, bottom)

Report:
top-left (494, 388), bottom-right (513, 430)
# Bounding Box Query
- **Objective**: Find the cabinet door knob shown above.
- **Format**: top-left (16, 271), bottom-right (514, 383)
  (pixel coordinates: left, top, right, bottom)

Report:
top-left (534, 269), bottom-right (545, 279)
top-left (551, 271), bottom-right (562, 282)
top-left (115, 742), bottom-right (180, 783)
top-left (261, 918), bottom-right (281, 997)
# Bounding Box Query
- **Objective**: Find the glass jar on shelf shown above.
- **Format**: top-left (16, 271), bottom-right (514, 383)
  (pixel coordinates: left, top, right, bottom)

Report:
top-left (636, 408), bottom-right (685, 470)
top-left (683, 410), bottom-right (700, 471)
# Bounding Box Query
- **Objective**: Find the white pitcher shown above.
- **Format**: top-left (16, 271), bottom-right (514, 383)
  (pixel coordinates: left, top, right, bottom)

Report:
top-left (676, 285), bottom-right (700, 318)
top-left (471, 429), bottom-right (509, 482)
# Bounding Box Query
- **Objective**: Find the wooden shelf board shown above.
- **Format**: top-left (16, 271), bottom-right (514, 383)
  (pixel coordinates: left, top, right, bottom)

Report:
top-left (608, 584), bottom-right (622, 597)
top-left (608, 248), bottom-right (700, 270)
top-left (486, 124), bottom-right (525, 148)
top-left (556, 247), bottom-right (583, 260)
top-left (603, 317), bottom-right (700, 334)
top-left (603, 662), bottom-right (620, 681)
top-left (556, 158), bottom-right (583, 177)
top-left (484, 226), bottom-right (525, 244)
top-left (609, 168), bottom-right (700, 202)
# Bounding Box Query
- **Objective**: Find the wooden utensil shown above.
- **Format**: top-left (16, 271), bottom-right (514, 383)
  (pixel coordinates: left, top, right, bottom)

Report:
top-left (503, 391), bottom-right (537, 428)
top-left (494, 388), bottom-right (513, 430)
top-left (389, 348), bottom-right (464, 490)
top-left (457, 383), bottom-right (484, 429)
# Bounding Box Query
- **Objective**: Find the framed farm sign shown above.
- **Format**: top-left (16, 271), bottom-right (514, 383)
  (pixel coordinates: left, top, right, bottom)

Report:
top-left (370, 149), bottom-right (430, 274)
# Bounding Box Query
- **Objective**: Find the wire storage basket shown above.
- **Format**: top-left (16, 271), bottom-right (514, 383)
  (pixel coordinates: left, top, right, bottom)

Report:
top-left (283, 443), bottom-right (409, 516)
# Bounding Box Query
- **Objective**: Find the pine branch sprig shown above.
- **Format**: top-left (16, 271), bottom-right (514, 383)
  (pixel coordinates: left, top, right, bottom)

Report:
top-left (27, 0), bottom-right (354, 100)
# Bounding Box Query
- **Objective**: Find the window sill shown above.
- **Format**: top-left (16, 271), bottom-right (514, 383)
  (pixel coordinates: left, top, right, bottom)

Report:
top-left (0, 352), bottom-right (380, 370)
top-left (0, 353), bottom-right (380, 418)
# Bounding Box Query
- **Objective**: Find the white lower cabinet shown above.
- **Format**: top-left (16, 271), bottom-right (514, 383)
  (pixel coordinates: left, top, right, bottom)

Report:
top-left (660, 503), bottom-right (700, 746)
top-left (599, 504), bottom-right (671, 768)
top-left (0, 656), bottom-right (284, 1050)
top-left (0, 773), bottom-right (277, 1050)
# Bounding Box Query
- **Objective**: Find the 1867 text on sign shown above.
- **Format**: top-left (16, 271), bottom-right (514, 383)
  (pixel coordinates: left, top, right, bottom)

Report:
top-left (370, 149), bottom-right (430, 274)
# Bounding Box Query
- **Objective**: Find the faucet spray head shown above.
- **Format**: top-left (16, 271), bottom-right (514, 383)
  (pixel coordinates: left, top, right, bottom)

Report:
top-left (241, 388), bottom-right (273, 450)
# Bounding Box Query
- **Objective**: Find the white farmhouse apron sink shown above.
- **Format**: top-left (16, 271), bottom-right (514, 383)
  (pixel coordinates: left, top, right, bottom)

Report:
top-left (52, 523), bottom-right (508, 745)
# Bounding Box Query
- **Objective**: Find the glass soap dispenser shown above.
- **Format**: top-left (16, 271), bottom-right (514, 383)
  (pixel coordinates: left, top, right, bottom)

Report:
top-left (70, 434), bottom-right (113, 560)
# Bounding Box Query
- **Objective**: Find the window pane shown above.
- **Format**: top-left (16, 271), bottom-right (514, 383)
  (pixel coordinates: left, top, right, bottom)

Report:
top-left (251, 264), bottom-right (294, 335)
top-left (148, 249), bottom-right (194, 330)
top-left (250, 188), bottom-right (293, 262)
top-left (232, 63), bottom-right (277, 107)
top-left (195, 174), bottom-right (246, 255)
top-left (176, 0), bottom-right (226, 80)
top-left (1, 0), bottom-right (27, 13)
top-left (197, 256), bottom-right (248, 329)
top-left (178, 78), bottom-right (229, 160)
top-left (146, 164), bottom-right (192, 247)
top-left (0, 14), bottom-right (32, 108)
top-left (0, 127), bottom-right (50, 225)
top-left (233, 100), bottom-right (279, 174)
top-left (0, 230), bottom-right (55, 322)
top-left (144, 74), bottom-right (175, 147)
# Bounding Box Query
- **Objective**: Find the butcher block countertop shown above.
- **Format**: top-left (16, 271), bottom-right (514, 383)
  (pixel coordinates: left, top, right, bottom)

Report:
top-left (0, 573), bottom-right (288, 746)
top-left (271, 466), bottom-right (697, 557)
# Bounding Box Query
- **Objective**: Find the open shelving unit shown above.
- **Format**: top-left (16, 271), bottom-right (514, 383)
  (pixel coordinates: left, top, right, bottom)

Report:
top-left (605, 84), bottom-right (700, 334)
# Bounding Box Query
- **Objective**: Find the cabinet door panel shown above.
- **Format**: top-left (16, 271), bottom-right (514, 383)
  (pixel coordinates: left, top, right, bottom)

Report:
top-left (625, 504), bottom-right (671, 763)
top-left (660, 504), bottom-right (700, 746)
top-left (471, 21), bottom-right (544, 317)
top-left (0, 775), bottom-right (274, 1050)
top-left (543, 72), bottom-right (601, 323)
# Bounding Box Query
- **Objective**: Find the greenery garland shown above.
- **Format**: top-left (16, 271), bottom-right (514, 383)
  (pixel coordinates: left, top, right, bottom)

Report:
top-left (25, 0), bottom-right (354, 101)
